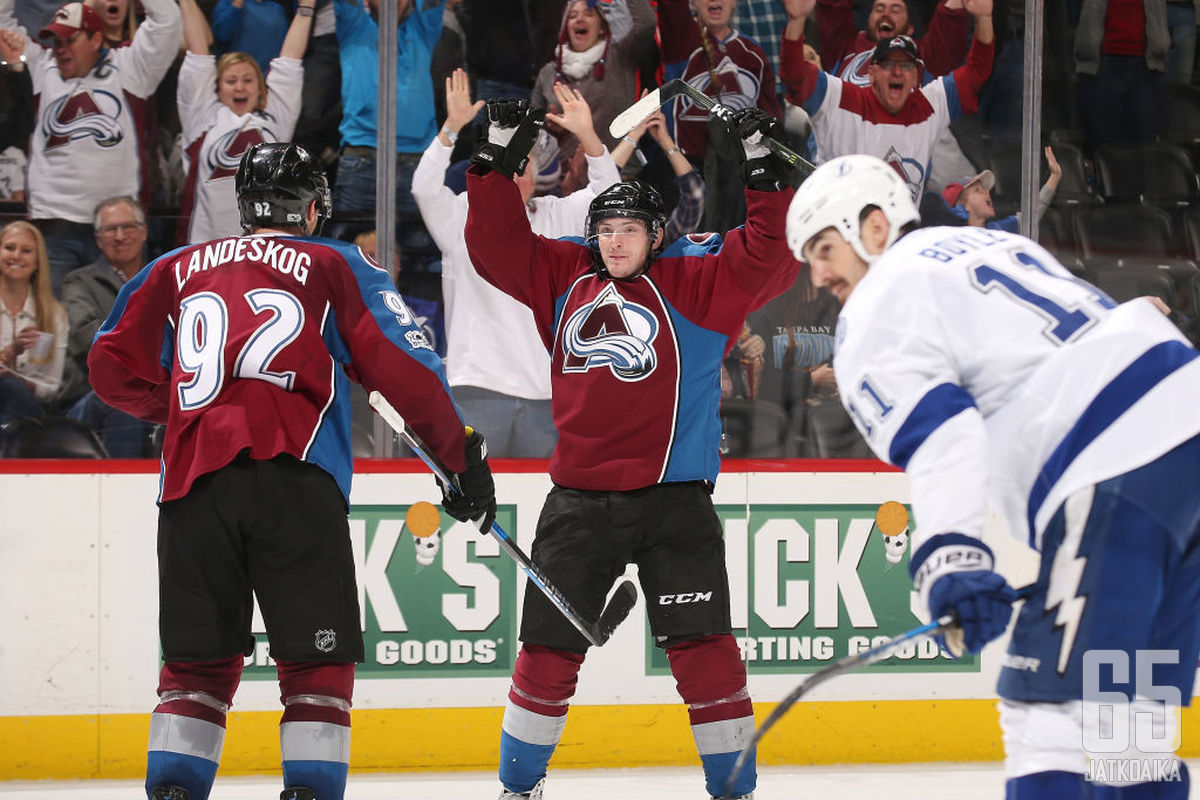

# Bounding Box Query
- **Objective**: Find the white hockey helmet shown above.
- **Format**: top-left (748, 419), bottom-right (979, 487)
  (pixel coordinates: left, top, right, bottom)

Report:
top-left (786, 154), bottom-right (920, 265)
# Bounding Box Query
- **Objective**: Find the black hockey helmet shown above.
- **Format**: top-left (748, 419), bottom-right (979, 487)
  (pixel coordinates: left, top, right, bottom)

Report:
top-left (236, 142), bottom-right (332, 233)
top-left (585, 181), bottom-right (668, 247)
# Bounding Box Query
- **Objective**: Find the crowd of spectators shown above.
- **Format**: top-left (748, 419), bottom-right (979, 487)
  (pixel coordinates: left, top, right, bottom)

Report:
top-left (0, 0), bottom-right (1197, 460)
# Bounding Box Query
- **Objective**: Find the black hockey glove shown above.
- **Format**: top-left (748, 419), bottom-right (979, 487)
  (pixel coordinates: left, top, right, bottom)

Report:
top-left (732, 108), bottom-right (792, 190)
top-left (470, 100), bottom-right (546, 180)
top-left (437, 428), bottom-right (497, 535)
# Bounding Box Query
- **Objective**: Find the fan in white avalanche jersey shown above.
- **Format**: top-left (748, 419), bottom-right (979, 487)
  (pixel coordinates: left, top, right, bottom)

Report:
top-left (0, 0), bottom-right (180, 291)
top-left (176, 0), bottom-right (310, 244)
top-left (787, 154), bottom-right (1200, 800)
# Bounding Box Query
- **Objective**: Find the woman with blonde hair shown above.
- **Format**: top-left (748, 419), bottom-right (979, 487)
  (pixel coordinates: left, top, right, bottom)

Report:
top-left (175, 0), bottom-right (314, 244)
top-left (86, 0), bottom-right (140, 48)
top-left (0, 221), bottom-right (67, 424)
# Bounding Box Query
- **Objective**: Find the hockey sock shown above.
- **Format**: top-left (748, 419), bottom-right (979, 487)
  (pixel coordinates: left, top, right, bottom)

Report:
top-left (145, 656), bottom-right (242, 800)
top-left (277, 660), bottom-right (356, 800)
top-left (1092, 760), bottom-right (1190, 799)
top-left (499, 645), bottom-right (585, 793)
top-left (666, 634), bottom-right (756, 798)
top-left (1004, 770), bottom-right (1090, 799)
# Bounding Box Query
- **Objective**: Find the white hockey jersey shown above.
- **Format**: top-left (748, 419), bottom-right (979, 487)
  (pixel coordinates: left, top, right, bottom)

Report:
top-left (177, 52), bottom-right (303, 243)
top-left (803, 70), bottom-right (959, 201)
top-left (0, 0), bottom-right (181, 223)
top-left (833, 227), bottom-right (1200, 557)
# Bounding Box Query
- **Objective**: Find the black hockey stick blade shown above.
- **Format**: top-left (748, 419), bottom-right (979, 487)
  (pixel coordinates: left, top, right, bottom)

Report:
top-left (718, 584), bottom-right (1036, 798)
top-left (368, 391), bottom-right (629, 649)
top-left (718, 614), bottom-right (954, 799)
top-left (609, 79), bottom-right (689, 139)
top-left (593, 578), bottom-right (639, 643)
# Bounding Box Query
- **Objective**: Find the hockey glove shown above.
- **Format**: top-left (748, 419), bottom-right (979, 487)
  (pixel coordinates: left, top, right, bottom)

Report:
top-left (732, 108), bottom-right (792, 189)
top-left (470, 100), bottom-right (546, 180)
top-left (910, 534), bottom-right (1020, 657)
top-left (437, 428), bottom-right (497, 535)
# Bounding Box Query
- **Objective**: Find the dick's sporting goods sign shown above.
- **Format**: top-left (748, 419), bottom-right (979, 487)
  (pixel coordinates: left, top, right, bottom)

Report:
top-left (244, 503), bottom-right (519, 679)
top-left (243, 500), bottom-right (976, 679)
top-left (646, 503), bottom-right (976, 675)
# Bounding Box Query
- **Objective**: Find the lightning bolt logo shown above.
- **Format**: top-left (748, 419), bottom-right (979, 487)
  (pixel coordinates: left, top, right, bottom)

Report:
top-left (1046, 487), bottom-right (1092, 674)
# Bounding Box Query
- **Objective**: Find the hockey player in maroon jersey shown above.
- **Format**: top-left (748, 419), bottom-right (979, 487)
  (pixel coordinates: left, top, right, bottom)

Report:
top-left (464, 97), bottom-right (798, 800)
top-left (87, 142), bottom-right (497, 800)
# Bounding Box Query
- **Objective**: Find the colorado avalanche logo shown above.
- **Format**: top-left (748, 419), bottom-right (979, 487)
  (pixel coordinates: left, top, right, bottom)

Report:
top-left (839, 51), bottom-right (873, 87)
top-left (882, 145), bottom-right (926, 201)
top-left (42, 90), bottom-right (123, 149)
top-left (206, 125), bottom-right (271, 180)
top-left (562, 284), bottom-right (659, 381)
top-left (676, 60), bottom-right (760, 123)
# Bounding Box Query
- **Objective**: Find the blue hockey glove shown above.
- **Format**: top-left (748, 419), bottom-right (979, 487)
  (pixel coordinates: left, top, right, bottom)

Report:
top-left (437, 428), bottom-right (497, 535)
top-left (928, 570), bottom-right (1020, 656)
top-left (910, 534), bottom-right (1020, 657)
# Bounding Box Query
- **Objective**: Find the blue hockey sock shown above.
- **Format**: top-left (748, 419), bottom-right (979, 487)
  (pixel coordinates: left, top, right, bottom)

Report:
top-left (700, 748), bottom-right (756, 798)
top-left (499, 729), bottom-right (557, 793)
top-left (282, 759), bottom-right (349, 800)
top-left (279, 718), bottom-right (351, 800)
top-left (145, 750), bottom-right (219, 800)
top-left (145, 712), bottom-right (225, 800)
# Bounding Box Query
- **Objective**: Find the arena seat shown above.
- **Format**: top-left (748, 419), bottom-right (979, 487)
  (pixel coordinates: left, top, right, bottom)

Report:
top-left (719, 398), bottom-right (794, 458)
top-left (1073, 204), bottom-right (1176, 259)
top-left (0, 417), bottom-right (110, 459)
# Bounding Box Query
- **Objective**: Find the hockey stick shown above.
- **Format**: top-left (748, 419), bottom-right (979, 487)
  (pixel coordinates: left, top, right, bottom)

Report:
top-left (719, 584), bottom-right (1037, 798)
top-left (609, 79), bottom-right (816, 175)
top-left (608, 80), bottom-right (692, 139)
top-left (368, 391), bottom-right (638, 648)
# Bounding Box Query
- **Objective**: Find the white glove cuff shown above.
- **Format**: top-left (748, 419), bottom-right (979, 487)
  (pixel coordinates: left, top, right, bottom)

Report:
top-left (742, 130), bottom-right (770, 160)
top-left (488, 123), bottom-right (519, 148)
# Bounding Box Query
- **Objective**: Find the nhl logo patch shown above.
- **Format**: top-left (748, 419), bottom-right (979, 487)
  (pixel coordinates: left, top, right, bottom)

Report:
top-left (314, 629), bottom-right (337, 653)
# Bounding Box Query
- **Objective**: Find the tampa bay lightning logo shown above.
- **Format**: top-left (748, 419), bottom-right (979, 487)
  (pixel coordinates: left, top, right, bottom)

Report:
top-left (561, 284), bottom-right (659, 381)
top-left (42, 90), bottom-right (123, 149)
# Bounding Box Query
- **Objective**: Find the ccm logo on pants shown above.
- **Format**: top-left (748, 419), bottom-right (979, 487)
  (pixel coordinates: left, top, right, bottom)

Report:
top-left (659, 592), bottom-right (713, 605)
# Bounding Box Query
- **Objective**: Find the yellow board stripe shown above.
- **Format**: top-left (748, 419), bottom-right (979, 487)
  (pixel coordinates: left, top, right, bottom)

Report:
top-left (6, 702), bottom-right (1200, 780)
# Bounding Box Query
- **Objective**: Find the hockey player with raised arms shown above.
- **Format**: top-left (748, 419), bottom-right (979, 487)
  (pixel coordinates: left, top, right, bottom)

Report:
top-left (464, 94), bottom-right (798, 800)
top-left (786, 153), bottom-right (1200, 799)
top-left (87, 142), bottom-right (497, 800)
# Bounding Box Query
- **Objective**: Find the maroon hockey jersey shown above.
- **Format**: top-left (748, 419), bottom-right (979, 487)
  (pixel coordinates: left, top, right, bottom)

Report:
top-left (89, 234), bottom-right (467, 501)
top-left (464, 169), bottom-right (797, 491)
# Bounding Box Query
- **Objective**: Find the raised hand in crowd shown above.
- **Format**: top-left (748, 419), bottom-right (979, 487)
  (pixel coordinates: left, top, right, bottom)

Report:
top-left (0, 28), bottom-right (25, 70)
top-left (1044, 145), bottom-right (1062, 192)
top-left (963, 0), bottom-right (993, 19)
top-left (545, 81), bottom-right (604, 157)
top-left (439, 67), bottom-right (485, 147)
top-left (783, 0), bottom-right (816, 29)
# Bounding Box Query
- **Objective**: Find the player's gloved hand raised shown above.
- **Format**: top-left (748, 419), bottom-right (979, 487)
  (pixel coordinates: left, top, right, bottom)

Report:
top-left (470, 99), bottom-right (546, 180)
top-left (437, 427), bottom-right (497, 535)
top-left (732, 108), bottom-right (791, 189)
top-left (910, 534), bottom-right (1020, 657)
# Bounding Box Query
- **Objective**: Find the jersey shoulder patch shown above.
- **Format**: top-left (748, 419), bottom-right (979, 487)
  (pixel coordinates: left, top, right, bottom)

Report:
top-left (661, 231), bottom-right (723, 258)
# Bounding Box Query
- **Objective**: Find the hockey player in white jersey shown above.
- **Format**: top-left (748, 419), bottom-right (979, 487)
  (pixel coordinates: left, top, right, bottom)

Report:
top-left (786, 154), bottom-right (1200, 799)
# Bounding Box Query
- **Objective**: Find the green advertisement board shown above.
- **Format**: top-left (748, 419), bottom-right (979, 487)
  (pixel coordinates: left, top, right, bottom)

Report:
top-left (244, 503), bottom-right (518, 679)
top-left (647, 503), bottom-right (978, 675)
